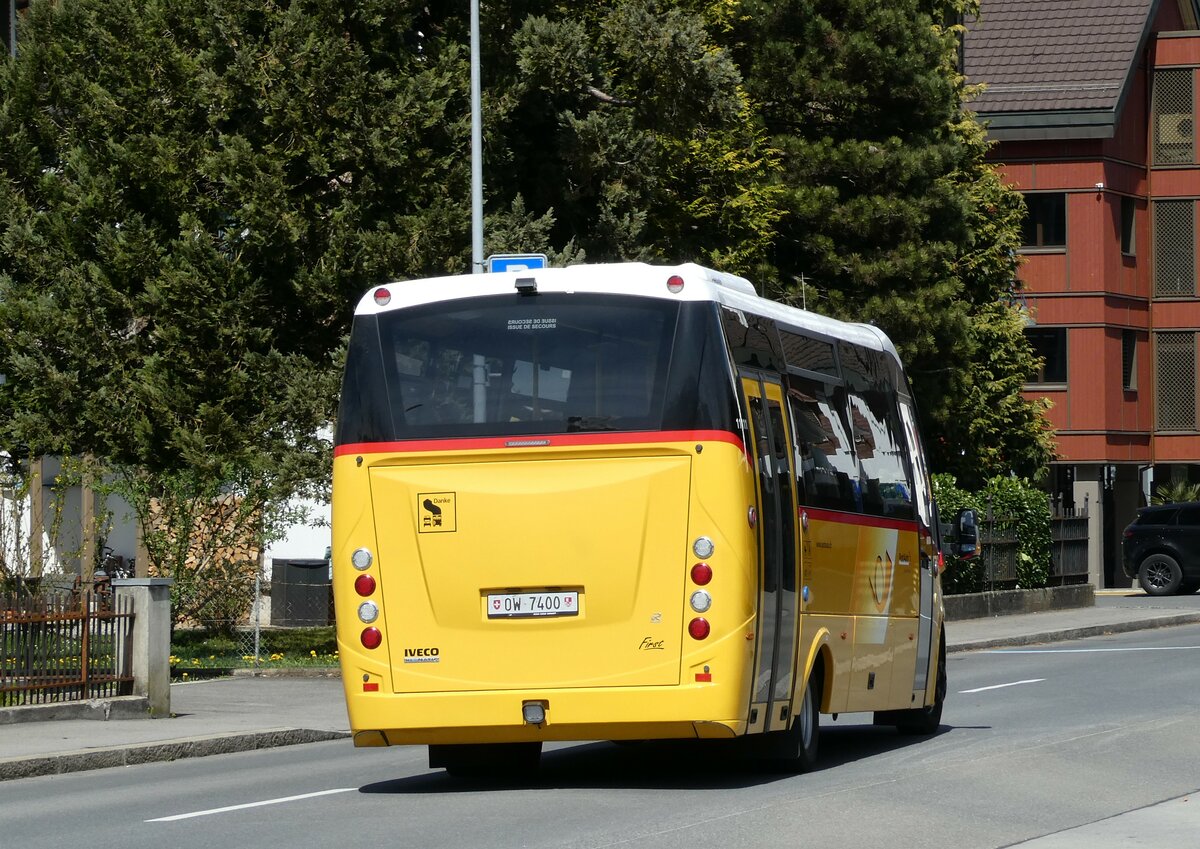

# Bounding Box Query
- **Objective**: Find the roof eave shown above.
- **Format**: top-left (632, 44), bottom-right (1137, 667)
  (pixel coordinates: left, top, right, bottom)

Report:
top-left (976, 109), bottom-right (1116, 141)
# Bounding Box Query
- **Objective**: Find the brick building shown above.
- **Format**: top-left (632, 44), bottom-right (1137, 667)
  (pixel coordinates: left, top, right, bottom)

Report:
top-left (964, 0), bottom-right (1200, 587)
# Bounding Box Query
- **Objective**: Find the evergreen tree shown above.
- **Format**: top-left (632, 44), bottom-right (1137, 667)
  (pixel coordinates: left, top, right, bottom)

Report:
top-left (478, 0), bottom-right (782, 273)
top-left (727, 0), bottom-right (1053, 477)
top-left (0, 0), bottom-right (1052, 538)
top-left (0, 0), bottom-right (472, 481)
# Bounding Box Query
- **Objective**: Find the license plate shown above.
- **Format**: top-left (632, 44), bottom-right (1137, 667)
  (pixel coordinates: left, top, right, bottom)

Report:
top-left (487, 590), bottom-right (579, 618)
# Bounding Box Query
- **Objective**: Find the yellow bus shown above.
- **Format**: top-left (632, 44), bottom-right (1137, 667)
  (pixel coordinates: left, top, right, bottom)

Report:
top-left (332, 262), bottom-right (975, 774)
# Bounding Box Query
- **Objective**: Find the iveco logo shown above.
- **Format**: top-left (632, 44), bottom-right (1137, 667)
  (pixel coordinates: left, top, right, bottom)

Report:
top-left (403, 647), bottom-right (441, 663)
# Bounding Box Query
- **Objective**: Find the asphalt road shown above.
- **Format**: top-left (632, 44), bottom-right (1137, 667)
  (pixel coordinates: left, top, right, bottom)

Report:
top-left (5, 623), bottom-right (1199, 849)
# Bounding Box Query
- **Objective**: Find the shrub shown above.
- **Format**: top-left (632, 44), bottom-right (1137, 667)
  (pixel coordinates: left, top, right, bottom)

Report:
top-left (933, 473), bottom-right (1051, 593)
top-left (1151, 481), bottom-right (1200, 505)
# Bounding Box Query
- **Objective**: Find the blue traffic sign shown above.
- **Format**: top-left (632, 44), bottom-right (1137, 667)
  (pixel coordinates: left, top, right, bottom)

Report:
top-left (487, 253), bottom-right (548, 273)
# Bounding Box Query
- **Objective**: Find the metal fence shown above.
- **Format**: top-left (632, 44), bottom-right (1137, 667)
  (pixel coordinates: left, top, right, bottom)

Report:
top-left (1050, 508), bottom-right (1090, 583)
top-left (173, 563), bottom-right (333, 668)
top-left (973, 502), bottom-right (1090, 589)
top-left (1, 585), bottom-right (135, 707)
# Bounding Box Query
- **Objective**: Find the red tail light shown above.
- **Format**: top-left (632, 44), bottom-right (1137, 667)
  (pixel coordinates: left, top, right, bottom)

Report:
top-left (688, 618), bottom-right (710, 640)
top-left (690, 563), bottom-right (713, 585)
top-left (354, 574), bottom-right (377, 596)
top-left (361, 627), bottom-right (382, 649)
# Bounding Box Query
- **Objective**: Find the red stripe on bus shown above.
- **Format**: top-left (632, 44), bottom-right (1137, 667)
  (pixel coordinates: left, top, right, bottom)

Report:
top-left (333, 430), bottom-right (745, 457)
top-left (801, 506), bottom-right (919, 533)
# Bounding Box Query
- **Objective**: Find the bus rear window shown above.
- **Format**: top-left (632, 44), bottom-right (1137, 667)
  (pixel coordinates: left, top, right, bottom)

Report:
top-left (336, 293), bottom-right (732, 444)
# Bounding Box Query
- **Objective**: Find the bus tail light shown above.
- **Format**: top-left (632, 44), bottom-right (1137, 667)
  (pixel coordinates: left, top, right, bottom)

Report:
top-left (690, 563), bottom-right (713, 585)
top-left (666, 275), bottom-right (685, 293)
top-left (361, 627), bottom-right (383, 649)
top-left (358, 601), bottom-right (379, 623)
top-left (373, 287), bottom-right (392, 306)
top-left (354, 574), bottom-right (376, 596)
top-left (688, 618), bottom-right (710, 640)
top-left (690, 590), bottom-right (712, 613)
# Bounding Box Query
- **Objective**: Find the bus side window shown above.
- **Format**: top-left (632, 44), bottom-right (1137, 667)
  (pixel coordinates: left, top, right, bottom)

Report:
top-left (838, 343), bottom-right (914, 520)
top-left (785, 374), bottom-right (859, 513)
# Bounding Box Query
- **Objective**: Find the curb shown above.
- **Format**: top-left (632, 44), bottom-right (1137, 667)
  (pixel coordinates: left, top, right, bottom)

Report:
top-left (0, 696), bottom-right (150, 725)
top-left (0, 728), bottom-right (351, 782)
top-left (947, 611), bottom-right (1200, 653)
top-left (944, 585), bottom-right (1095, 621)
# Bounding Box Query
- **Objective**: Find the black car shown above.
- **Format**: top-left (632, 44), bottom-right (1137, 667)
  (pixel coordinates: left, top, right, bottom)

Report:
top-left (1122, 502), bottom-right (1200, 595)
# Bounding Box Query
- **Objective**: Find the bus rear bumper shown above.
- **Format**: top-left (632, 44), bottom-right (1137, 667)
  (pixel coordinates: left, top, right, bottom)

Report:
top-left (355, 720), bottom-right (742, 747)
top-left (345, 686), bottom-right (748, 746)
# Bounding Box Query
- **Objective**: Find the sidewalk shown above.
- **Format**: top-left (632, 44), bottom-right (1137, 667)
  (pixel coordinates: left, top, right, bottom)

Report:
top-left (3, 591), bottom-right (1199, 782)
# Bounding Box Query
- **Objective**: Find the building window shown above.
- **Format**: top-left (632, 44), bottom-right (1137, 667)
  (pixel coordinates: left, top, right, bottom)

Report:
top-left (1021, 193), bottom-right (1066, 248)
top-left (1026, 327), bottom-right (1067, 384)
top-left (1156, 331), bottom-right (1196, 431)
top-left (1154, 200), bottom-right (1195, 297)
top-left (1122, 329), bottom-right (1138, 391)
top-left (1153, 68), bottom-right (1195, 167)
top-left (1121, 197), bottom-right (1136, 256)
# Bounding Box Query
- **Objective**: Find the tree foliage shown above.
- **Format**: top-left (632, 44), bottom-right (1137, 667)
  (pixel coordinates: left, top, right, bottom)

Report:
top-left (1151, 480), bottom-right (1200, 505)
top-left (0, 0), bottom-right (1054, 582)
top-left (933, 473), bottom-right (1052, 593)
top-left (0, 0), bottom-right (475, 480)
top-left (726, 0), bottom-right (1053, 477)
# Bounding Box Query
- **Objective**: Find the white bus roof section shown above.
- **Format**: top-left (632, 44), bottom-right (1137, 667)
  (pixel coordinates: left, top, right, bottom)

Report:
top-left (356, 262), bottom-right (900, 362)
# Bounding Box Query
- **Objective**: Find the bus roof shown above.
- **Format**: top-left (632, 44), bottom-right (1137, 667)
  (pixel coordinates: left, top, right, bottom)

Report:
top-left (357, 262), bottom-right (899, 361)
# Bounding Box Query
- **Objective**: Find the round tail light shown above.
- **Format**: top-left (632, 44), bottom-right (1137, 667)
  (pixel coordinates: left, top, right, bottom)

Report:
top-left (690, 563), bottom-right (713, 585)
top-left (354, 574), bottom-right (377, 596)
top-left (688, 618), bottom-right (710, 640)
top-left (361, 627), bottom-right (383, 649)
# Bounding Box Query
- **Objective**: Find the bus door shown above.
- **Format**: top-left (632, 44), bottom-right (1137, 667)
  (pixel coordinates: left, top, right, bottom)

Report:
top-left (741, 373), bottom-right (800, 733)
top-left (899, 398), bottom-right (936, 693)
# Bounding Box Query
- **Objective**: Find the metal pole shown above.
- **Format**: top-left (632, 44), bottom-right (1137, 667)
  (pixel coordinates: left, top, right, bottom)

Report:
top-left (470, 0), bottom-right (484, 274)
top-left (253, 571), bottom-right (261, 667)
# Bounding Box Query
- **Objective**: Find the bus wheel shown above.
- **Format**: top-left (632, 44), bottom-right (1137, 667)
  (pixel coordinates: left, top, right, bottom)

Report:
top-left (764, 666), bottom-right (822, 772)
top-left (793, 670), bottom-right (821, 771)
top-left (429, 742), bottom-right (542, 778)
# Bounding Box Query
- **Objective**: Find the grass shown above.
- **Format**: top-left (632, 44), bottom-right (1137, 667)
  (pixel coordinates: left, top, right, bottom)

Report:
top-left (170, 626), bottom-right (339, 678)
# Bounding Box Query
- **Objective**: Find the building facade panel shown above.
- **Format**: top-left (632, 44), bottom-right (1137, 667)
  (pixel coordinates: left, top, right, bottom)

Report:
top-left (1019, 252), bottom-right (1069, 294)
top-left (1153, 31), bottom-right (1200, 66)
top-left (1151, 300), bottom-right (1200, 326)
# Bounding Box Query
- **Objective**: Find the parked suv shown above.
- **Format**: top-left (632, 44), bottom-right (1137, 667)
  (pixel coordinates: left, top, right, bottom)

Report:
top-left (1122, 502), bottom-right (1200, 595)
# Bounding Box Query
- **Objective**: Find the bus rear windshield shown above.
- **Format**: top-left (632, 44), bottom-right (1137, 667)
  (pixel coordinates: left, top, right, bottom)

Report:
top-left (336, 293), bottom-right (735, 445)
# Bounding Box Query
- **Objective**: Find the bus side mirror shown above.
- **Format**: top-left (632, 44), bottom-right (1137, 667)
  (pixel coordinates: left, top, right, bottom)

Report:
top-left (953, 508), bottom-right (978, 559)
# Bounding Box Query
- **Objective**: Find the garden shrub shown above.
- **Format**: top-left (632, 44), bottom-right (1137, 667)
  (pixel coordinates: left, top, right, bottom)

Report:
top-left (933, 473), bottom-right (1051, 593)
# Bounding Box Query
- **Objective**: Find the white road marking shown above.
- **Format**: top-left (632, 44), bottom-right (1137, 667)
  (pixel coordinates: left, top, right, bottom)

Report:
top-left (146, 788), bottom-right (355, 822)
top-left (984, 646), bottom-right (1200, 654)
top-left (959, 678), bottom-right (1045, 693)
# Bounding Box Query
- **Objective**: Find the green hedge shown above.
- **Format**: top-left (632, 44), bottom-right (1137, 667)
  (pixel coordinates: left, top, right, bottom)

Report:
top-left (933, 474), bottom-right (1051, 593)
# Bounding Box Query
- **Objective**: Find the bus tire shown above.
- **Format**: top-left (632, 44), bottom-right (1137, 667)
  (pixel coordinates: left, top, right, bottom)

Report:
top-left (429, 742), bottom-right (542, 778)
top-left (793, 668), bottom-right (821, 771)
top-left (878, 630), bottom-right (946, 736)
